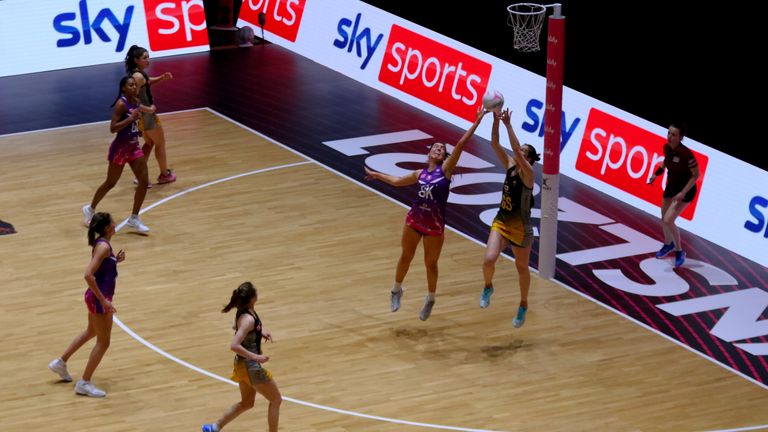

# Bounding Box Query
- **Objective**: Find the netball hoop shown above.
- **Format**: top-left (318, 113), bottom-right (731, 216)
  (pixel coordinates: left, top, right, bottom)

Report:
top-left (506, 3), bottom-right (547, 52)
top-left (507, 3), bottom-right (565, 280)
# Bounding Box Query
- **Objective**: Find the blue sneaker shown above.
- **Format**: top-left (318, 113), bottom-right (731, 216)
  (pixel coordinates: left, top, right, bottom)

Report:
top-left (202, 424), bottom-right (220, 432)
top-left (655, 242), bottom-right (675, 258)
top-left (512, 306), bottom-right (528, 328)
top-left (480, 287), bottom-right (494, 308)
top-left (674, 250), bottom-right (686, 268)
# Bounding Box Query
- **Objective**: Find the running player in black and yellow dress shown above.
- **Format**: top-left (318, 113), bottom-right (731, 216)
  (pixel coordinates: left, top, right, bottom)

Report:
top-left (479, 108), bottom-right (540, 328)
top-left (202, 282), bottom-right (282, 432)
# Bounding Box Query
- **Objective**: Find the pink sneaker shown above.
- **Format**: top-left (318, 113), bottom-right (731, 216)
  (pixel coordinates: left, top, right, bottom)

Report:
top-left (157, 170), bottom-right (177, 184)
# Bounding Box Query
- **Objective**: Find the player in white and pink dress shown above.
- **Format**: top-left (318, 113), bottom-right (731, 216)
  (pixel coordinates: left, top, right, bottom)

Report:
top-left (365, 107), bottom-right (489, 321)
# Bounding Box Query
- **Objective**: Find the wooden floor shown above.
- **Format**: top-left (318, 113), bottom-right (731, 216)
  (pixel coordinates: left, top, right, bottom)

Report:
top-left (1, 110), bottom-right (766, 432)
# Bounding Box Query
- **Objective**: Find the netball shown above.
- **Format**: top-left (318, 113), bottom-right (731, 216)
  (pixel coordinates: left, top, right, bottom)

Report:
top-left (482, 89), bottom-right (504, 112)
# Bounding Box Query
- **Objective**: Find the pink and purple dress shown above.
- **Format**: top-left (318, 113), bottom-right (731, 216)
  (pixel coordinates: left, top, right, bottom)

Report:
top-left (405, 165), bottom-right (450, 236)
top-left (107, 96), bottom-right (143, 165)
top-left (84, 238), bottom-right (117, 314)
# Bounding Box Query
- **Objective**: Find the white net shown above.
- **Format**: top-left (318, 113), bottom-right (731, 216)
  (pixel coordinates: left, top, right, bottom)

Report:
top-left (507, 3), bottom-right (547, 52)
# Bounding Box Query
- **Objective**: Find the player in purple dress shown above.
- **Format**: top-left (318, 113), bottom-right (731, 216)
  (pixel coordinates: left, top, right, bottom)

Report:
top-left (82, 75), bottom-right (152, 233)
top-left (365, 107), bottom-right (489, 320)
top-left (49, 212), bottom-right (125, 397)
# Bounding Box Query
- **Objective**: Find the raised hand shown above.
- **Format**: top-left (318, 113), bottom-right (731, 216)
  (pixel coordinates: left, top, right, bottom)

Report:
top-left (500, 108), bottom-right (512, 126)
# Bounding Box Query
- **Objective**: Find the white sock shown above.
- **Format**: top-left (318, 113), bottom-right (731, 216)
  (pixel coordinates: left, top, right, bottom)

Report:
top-left (428, 292), bottom-right (436, 301)
top-left (392, 282), bottom-right (402, 293)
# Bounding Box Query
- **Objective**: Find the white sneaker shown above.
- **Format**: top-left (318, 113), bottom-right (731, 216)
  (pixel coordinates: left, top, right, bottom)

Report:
top-left (390, 288), bottom-right (403, 312)
top-left (126, 216), bottom-right (150, 233)
top-left (48, 358), bottom-right (72, 382)
top-left (74, 379), bottom-right (106, 397)
top-left (419, 296), bottom-right (435, 321)
top-left (133, 177), bottom-right (153, 189)
top-left (82, 204), bottom-right (95, 227)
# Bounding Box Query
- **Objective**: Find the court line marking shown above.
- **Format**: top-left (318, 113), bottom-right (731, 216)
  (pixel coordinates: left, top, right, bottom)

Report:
top-left (204, 108), bottom-right (768, 394)
top-left (114, 160), bottom-right (312, 231)
top-left (10, 109), bottom-right (765, 431)
top-left (0, 107), bottom-right (204, 139)
top-left (705, 426), bottom-right (768, 432)
top-left (201, 109), bottom-right (768, 432)
top-left (95, 127), bottom-right (506, 432)
top-left (113, 315), bottom-right (505, 432)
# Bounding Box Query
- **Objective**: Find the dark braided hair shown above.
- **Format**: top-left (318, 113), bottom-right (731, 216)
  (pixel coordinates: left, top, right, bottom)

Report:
top-left (88, 212), bottom-right (112, 246)
top-left (110, 75), bottom-right (134, 108)
top-left (222, 282), bottom-right (257, 313)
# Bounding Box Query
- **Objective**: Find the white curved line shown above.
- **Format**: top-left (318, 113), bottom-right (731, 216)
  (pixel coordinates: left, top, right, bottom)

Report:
top-left (112, 163), bottom-right (507, 432)
top-left (113, 316), bottom-right (505, 432)
top-left (703, 426), bottom-right (768, 432)
top-left (104, 111), bottom-right (768, 432)
top-left (115, 161), bottom-right (312, 231)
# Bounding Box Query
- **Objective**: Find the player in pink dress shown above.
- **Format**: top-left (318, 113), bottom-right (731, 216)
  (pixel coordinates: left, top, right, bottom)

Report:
top-left (48, 212), bottom-right (125, 397)
top-left (82, 76), bottom-right (152, 233)
top-left (365, 107), bottom-right (489, 320)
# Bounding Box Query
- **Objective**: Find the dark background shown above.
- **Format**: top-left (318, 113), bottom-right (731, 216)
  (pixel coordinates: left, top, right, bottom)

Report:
top-left (360, 1), bottom-right (763, 170)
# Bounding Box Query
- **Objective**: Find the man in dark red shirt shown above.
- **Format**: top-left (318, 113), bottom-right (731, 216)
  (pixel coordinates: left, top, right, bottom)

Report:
top-left (648, 123), bottom-right (700, 268)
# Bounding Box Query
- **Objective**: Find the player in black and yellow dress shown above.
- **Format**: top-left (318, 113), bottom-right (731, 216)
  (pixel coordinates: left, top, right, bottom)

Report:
top-left (202, 282), bottom-right (282, 432)
top-left (479, 109), bottom-right (540, 328)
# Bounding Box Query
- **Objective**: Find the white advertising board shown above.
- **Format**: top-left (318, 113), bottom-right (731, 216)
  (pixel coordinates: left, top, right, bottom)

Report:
top-left (236, 0), bottom-right (767, 267)
top-left (0, 0), bottom-right (210, 77)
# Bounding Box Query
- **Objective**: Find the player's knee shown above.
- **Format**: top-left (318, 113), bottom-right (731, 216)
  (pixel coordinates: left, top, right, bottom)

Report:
top-left (515, 259), bottom-right (529, 273)
top-left (424, 259), bottom-right (438, 272)
top-left (96, 336), bottom-right (111, 350)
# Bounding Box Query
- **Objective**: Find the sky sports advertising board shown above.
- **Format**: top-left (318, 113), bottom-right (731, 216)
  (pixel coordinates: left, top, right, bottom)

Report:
top-left (237, 0), bottom-right (767, 269)
top-left (0, 0), bottom-right (209, 77)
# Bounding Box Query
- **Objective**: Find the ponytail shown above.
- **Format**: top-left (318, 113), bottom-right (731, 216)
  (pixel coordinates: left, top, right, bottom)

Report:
top-left (124, 45), bottom-right (146, 73)
top-left (124, 44), bottom-right (153, 105)
top-left (222, 281), bottom-right (257, 313)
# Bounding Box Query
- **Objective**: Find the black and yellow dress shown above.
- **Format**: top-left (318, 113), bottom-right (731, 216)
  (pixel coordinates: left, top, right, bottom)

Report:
top-left (231, 309), bottom-right (273, 385)
top-left (491, 166), bottom-right (534, 248)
